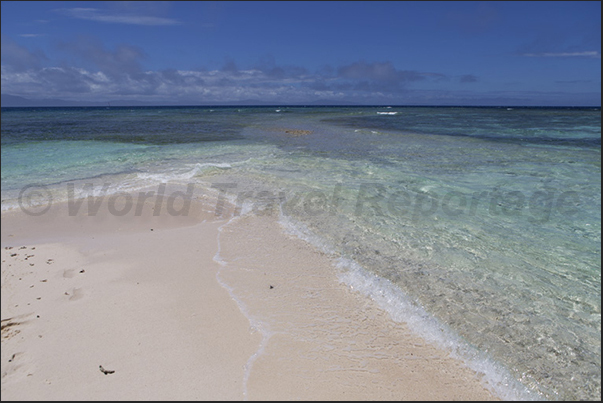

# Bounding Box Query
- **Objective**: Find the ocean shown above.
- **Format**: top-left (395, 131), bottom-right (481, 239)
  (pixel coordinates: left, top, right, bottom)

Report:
top-left (1, 105), bottom-right (600, 400)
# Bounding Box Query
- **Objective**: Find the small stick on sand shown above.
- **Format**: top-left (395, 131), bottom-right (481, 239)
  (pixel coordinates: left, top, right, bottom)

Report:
top-left (99, 365), bottom-right (115, 375)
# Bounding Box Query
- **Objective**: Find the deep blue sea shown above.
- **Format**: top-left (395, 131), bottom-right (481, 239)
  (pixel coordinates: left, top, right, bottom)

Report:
top-left (1, 105), bottom-right (600, 400)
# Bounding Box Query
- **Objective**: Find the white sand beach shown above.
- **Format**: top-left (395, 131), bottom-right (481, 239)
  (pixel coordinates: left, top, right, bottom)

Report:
top-left (1, 194), bottom-right (497, 400)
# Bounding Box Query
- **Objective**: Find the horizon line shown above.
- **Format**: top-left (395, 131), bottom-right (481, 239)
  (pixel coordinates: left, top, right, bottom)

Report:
top-left (2, 104), bottom-right (601, 109)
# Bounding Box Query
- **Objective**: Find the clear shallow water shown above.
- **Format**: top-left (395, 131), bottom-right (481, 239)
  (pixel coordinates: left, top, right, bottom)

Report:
top-left (2, 106), bottom-right (600, 400)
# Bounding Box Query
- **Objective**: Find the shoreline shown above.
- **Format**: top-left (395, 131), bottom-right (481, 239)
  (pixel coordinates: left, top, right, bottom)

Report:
top-left (2, 195), bottom-right (498, 400)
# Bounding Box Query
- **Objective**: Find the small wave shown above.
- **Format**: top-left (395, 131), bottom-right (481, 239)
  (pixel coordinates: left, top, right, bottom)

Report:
top-left (336, 258), bottom-right (541, 401)
top-left (1, 199), bottom-right (20, 212)
top-left (273, 208), bottom-right (540, 401)
top-left (195, 162), bottom-right (233, 170)
top-left (136, 162), bottom-right (232, 183)
top-left (277, 213), bottom-right (336, 255)
top-left (377, 112), bottom-right (398, 115)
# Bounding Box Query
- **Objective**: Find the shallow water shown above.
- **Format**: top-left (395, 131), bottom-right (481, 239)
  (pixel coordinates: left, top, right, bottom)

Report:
top-left (2, 105), bottom-right (600, 400)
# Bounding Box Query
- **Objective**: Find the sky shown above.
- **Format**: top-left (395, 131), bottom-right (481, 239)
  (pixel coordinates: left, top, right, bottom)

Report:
top-left (1, 1), bottom-right (601, 106)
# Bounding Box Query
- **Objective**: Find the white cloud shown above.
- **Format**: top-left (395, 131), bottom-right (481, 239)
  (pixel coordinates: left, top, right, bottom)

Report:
top-left (56, 8), bottom-right (181, 26)
top-left (521, 51), bottom-right (601, 59)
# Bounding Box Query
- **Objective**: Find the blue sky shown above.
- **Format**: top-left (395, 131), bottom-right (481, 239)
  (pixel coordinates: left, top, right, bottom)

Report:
top-left (1, 1), bottom-right (600, 106)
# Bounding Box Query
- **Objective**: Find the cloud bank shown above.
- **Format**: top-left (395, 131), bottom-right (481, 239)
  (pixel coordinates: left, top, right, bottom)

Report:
top-left (2, 35), bottom-right (598, 106)
top-left (2, 36), bottom-right (472, 104)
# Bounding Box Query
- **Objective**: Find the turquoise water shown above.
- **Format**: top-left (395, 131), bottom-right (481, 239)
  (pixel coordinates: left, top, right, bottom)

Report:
top-left (1, 106), bottom-right (600, 400)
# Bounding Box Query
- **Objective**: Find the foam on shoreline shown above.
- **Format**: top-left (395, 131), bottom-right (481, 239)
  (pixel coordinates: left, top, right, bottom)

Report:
top-left (276, 208), bottom-right (539, 400)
